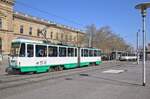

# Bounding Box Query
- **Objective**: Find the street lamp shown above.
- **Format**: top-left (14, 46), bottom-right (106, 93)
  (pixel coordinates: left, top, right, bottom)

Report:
top-left (76, 32), bottom-right (80, 67)
top-left (135, 2), bottom-right (150, 86)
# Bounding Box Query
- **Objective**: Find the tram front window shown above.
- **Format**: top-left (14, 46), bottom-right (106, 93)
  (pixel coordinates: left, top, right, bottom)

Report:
top-left (10, 43), bottom-right (25, 57)
top-left (10, 43), bottom-right (21, 57)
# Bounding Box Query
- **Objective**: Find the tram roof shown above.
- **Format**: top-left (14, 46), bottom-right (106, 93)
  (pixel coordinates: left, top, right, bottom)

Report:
top-left (12, 39), bottom-right (101, 50)
top-left (12, 39), bottom-right (77, 47)
top-left (12, 39), bottom-right (43, 44)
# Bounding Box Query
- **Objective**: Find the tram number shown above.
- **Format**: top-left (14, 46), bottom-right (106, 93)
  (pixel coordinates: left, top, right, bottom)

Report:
top-left (36, 60), bottom-right (47, 65)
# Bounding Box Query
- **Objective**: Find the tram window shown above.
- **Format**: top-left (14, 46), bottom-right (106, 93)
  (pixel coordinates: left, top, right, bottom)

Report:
top-left (75, 48), bottom-right (77, 57)
top-left (48, 46), bottom-right (57, 57)
top-left (94, 50), bottom-right (97, 56)
top-left (68, 48), bottom-right (74, 57)
top-left (89, 50), bottom-right (93, 57)
top-left (84, 49), bottom-right (88, 57)
top-left (59, 47), bottom-right (66, 57)
top-left (81, 49), bottom-right (84, 57)
top-left (97, 50), bottom-right (101, 56)
top-left (19, 43), bottom-right (25, 57)
top-left (27, 44), bottom-right (34, 57)
top-left (36, 45), bottom-right (47, 57)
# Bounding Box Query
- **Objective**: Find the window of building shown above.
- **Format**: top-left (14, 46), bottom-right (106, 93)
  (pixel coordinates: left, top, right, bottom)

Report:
top-left (59, 47), bottom-right (66, 57)
top-left (37, 29), bottom-right (41, 36)
top-left (56, 32), bottom-right (58, 40)
top-left (36, 45), bottom-right (47, 57)
top-left (48, 46), bottom-right (57, 57)
top-left (0, 18), bottom-right (2, 29)
top-left (29, 27), bottom-right (32, 35)
top-left (74, 37), bottom-right (76, 42)
top-left (68, 48), bottom-right (74, 57)
top-left (61, 33), bottom-right (63, 40)
top-left (65, 35), bottom-right (68, 42)
top-left (27, 44), bottom-right (34, 57)
top-left (50, 32), bottom-right (53, 39)
top-left (0, 38), bottom-right (2, 52)
top-left (70, 35), bottom-right (72, 41)
top-left (20, 25), bottom-right (24, 34)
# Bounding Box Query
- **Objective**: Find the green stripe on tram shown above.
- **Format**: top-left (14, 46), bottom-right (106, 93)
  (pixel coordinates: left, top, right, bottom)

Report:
top-left (20, 65), bottom-right (49, 73)
top-left (64, 63), bottom-right (78, 69)
top-left (80, 62), bottom-right (90, 67)
top-left (17, 61), bottom-right (102, 73)
top-left (96, 61), bottom-right (102, 65)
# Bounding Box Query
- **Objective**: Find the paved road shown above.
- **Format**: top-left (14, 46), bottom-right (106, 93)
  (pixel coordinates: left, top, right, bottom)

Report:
top-left (0, 61), bottom-right (150, 99)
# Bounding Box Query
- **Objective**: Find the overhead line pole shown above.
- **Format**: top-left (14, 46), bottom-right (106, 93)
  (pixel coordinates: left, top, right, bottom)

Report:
top-left (40, 26), bottom-right (49, 43)
top-left (135, 2), bottom-right (150, 86)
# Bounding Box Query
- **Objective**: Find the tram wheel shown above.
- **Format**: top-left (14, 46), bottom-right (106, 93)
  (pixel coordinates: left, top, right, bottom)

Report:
top-left (55, 66), bottom-right (60, 71)
top-left (48, 67), bottom-right (55, 72)
top-left (58, 66), bottom-right (63, 71)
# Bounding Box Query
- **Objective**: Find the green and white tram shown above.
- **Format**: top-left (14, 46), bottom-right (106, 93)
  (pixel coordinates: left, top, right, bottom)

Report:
top-left (6, 39), bottom-right (102, 73)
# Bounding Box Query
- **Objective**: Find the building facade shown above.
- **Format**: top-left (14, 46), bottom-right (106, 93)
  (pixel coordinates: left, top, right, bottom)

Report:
top-left (0, 0), bottom-right (85, 54)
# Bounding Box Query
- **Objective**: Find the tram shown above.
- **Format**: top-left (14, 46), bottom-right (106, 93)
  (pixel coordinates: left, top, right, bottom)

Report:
top-left (6, 39), bottom-right (102, 73)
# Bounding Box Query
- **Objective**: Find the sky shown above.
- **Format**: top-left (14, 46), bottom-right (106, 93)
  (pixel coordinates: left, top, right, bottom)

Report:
top-left (14, 0), bottom-right (150, 48)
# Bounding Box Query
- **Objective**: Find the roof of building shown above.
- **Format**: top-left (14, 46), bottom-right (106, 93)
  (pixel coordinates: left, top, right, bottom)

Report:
top-left (0, 0), bottom-right (15, 5)
top-left (13, 11), bottom-right (85, 34)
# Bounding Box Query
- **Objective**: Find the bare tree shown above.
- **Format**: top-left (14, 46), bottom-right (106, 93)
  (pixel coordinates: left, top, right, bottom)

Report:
top-left (85, 24), bottom-right (131, 53)
top-left (86, 24), bottom-right (97, 47)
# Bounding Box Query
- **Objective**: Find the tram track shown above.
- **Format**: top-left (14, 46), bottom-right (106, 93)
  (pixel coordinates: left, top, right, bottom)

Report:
top-left (0, 61), bottom-right (131, 90)
top-left (0, 74), bottom-right (23, 79)
top-left (0, 62), bottom-right (119, 82)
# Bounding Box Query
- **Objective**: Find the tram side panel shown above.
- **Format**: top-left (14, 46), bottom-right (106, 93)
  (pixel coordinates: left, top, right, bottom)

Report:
top-left (80, 48), bottom-right (102, 67)
top-left (8, 39), bottom-right (101, 73)
top-left (46, 57), bottom-right (78, 69)
top-left (18, 57), bottom-right (48, 73)
top-left (80, 56), bottom-right (101, 66)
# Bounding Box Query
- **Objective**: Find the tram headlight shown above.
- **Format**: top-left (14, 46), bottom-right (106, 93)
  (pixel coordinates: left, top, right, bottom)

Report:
top-left (10, 60), bottom-right (17, 67)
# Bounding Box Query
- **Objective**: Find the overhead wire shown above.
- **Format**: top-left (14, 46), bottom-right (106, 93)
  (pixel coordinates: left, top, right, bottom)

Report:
top-left (15, 0), bottom-right (86, 29)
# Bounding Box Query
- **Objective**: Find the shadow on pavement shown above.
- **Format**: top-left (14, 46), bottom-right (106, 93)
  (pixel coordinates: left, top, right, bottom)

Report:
top-left (79, 73), bottom-right (150, 88)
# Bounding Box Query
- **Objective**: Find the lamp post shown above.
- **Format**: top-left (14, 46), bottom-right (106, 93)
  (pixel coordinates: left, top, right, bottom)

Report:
top-left (135, 2), bottom-right (150, 86)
